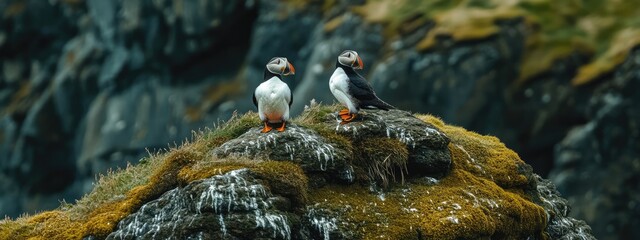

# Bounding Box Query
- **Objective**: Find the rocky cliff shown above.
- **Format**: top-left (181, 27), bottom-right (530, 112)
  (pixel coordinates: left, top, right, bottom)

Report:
top-left (0, 0), bottom-right (639, 239)
top-left (0, 105), bottom-right (594, 239)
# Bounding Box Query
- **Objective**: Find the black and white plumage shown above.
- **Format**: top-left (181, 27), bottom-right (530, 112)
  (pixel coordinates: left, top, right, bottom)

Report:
top-left (253, 57), bottom-right (295, 132)
top-left (330, 50), bottom-right (394, 123)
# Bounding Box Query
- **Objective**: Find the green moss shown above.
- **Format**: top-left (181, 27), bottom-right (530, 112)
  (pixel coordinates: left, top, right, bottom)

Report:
top-left (417, 115), bottom-right (529, 189)
top-left (293, 102), bottom-right (340, 125)
top-left (308, 114), bottom-right (547, 239)
top-left (205, 111), bottom-right (261, 147)
top-left (573, 28), bottom-right (640, 85)
top-left (177, 157), bottom-right (250, 184)
top-left (293, 103), bottom-right (354, 153)
top-left (179, 157), bottom-right (309, 207)
top-left (309, 168), bottom-right (546, 239)
top-left (253, 161), bottom-right (309, 207)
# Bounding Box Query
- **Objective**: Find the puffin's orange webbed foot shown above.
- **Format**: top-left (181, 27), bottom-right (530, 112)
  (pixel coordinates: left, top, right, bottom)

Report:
top-left (340, 113), bottom-right (357, 124)
top-left (339, 109), bottom-right (350, 115)
top-left (261, 122), bottom-right (273, 133)
top-left (276, 122), bottom-right (286, 132)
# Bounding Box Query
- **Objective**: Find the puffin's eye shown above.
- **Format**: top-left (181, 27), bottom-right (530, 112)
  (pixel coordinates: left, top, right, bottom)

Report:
top-left (347, 53), bottom-right (351, 57)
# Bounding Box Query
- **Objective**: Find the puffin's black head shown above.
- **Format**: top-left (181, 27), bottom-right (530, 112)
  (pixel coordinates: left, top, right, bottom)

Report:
top-left (266, 57), bottom-right (295, 76)
top-left (337, 50), bottom-right (363, 70)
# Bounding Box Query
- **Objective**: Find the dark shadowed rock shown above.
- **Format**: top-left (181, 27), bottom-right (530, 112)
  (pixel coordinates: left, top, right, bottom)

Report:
top-left (549, 48), bottom-right (640, 240)
top-left (0, 0), bottom-right (257, 217)
top-left (534, 175), bottom-right (595, 239)
top-left (107, 169), bottom-right (302, 240)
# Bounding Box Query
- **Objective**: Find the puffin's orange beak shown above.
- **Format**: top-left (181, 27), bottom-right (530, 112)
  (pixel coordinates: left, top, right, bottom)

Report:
top-left (287, 62), bottom-right (295, 75)
top-left (353, 56), bottom-right (364, 69)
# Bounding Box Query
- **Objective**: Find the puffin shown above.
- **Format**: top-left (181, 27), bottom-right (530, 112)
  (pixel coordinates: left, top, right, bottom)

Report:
top-left (329, 50), bottom-right (394, 124)
top-left (253, 57), bottom-right (295, 133)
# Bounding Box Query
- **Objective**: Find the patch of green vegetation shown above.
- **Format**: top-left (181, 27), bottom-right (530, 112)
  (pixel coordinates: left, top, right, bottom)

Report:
top-left (350, 0), bottom-right (640, 85)
top-left (309, 168), bottom-right (546, 239)
top-left (204, 111), bottom-right (261, 147)
top-left (253, 161), bottom-right (309, 207)
top-left (68, 158), bottom-right (156, 218)
top-left (417, 114), bottom-right (529, 189)
top-left (308, 113), bottom-right (547, 239)
top-left (293, 101), bottom-right (340, 125)
top-left (178, 157), bottom-right (252, 184)
top-left (293, 103), bottom-right (354, 153)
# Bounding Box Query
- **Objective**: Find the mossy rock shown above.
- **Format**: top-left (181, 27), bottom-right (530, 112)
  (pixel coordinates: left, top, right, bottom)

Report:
top-left (319, 108), bottom-right (453, 177)
top-left (0, 105), bottom-right (594, 239)
top-left (213, 108), bottom-right (452, 186)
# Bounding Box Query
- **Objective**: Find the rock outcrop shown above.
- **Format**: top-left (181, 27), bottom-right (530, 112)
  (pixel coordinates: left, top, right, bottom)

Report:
top-left (0, 105), bottom-right (595, 239)
top-left (214, 109), bottom-right (451, 185)
top-left (0, 1), bottom-right (638, 239)
top-left (107, 169), bottom-right (297, 240)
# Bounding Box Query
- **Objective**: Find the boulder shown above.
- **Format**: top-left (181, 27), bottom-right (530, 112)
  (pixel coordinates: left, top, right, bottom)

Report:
top-left (107, 169), bottom-right (300, 240)
top-left (0, 106), bottom-right (596, 239)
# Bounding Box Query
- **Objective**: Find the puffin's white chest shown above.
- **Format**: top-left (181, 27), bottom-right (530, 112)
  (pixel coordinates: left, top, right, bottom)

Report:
top-left (329, 68), bottom-right (357, 113)
top-left (330, 68), bottom-right (349, 94)
top-left (255, 77), bottom-right (291, 122)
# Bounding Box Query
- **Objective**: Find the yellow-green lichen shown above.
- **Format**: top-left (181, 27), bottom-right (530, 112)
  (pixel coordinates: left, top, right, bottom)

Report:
top-left (252, 161), bottom-right (310, 206)
top-left (418, 115), bottom-right (529, 189)
top-left (306, 113), bottom-right (546, 239)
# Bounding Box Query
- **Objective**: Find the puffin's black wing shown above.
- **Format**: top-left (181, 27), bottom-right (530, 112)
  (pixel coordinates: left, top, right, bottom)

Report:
top-left (347, 72), bottom-right (395, 110)
top-left (252, 92), bottom-right (258, 109)
top-left (347, 73), bottom-right (377, 101)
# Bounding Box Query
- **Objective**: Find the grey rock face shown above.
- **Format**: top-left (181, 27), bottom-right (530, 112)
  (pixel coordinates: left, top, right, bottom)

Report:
top-left (549, 48), bottom-right (640, 240)
top-left (0, 0), bottom-right (256, 217)
top-left (534, 175), bottom-right (595, 239)
top-left (78, 79), bottom-right (227, 176)
top-left (370, 20), bottom-right (524, 129)
top-left (107, 169), bottom-right (301, 240)
top-left (304, 207), bottom-right (352, 240)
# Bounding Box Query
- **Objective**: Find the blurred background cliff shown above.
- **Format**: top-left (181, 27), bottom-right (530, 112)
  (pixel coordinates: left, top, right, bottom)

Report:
top-left (0, 0), bottom-right (638, 239)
